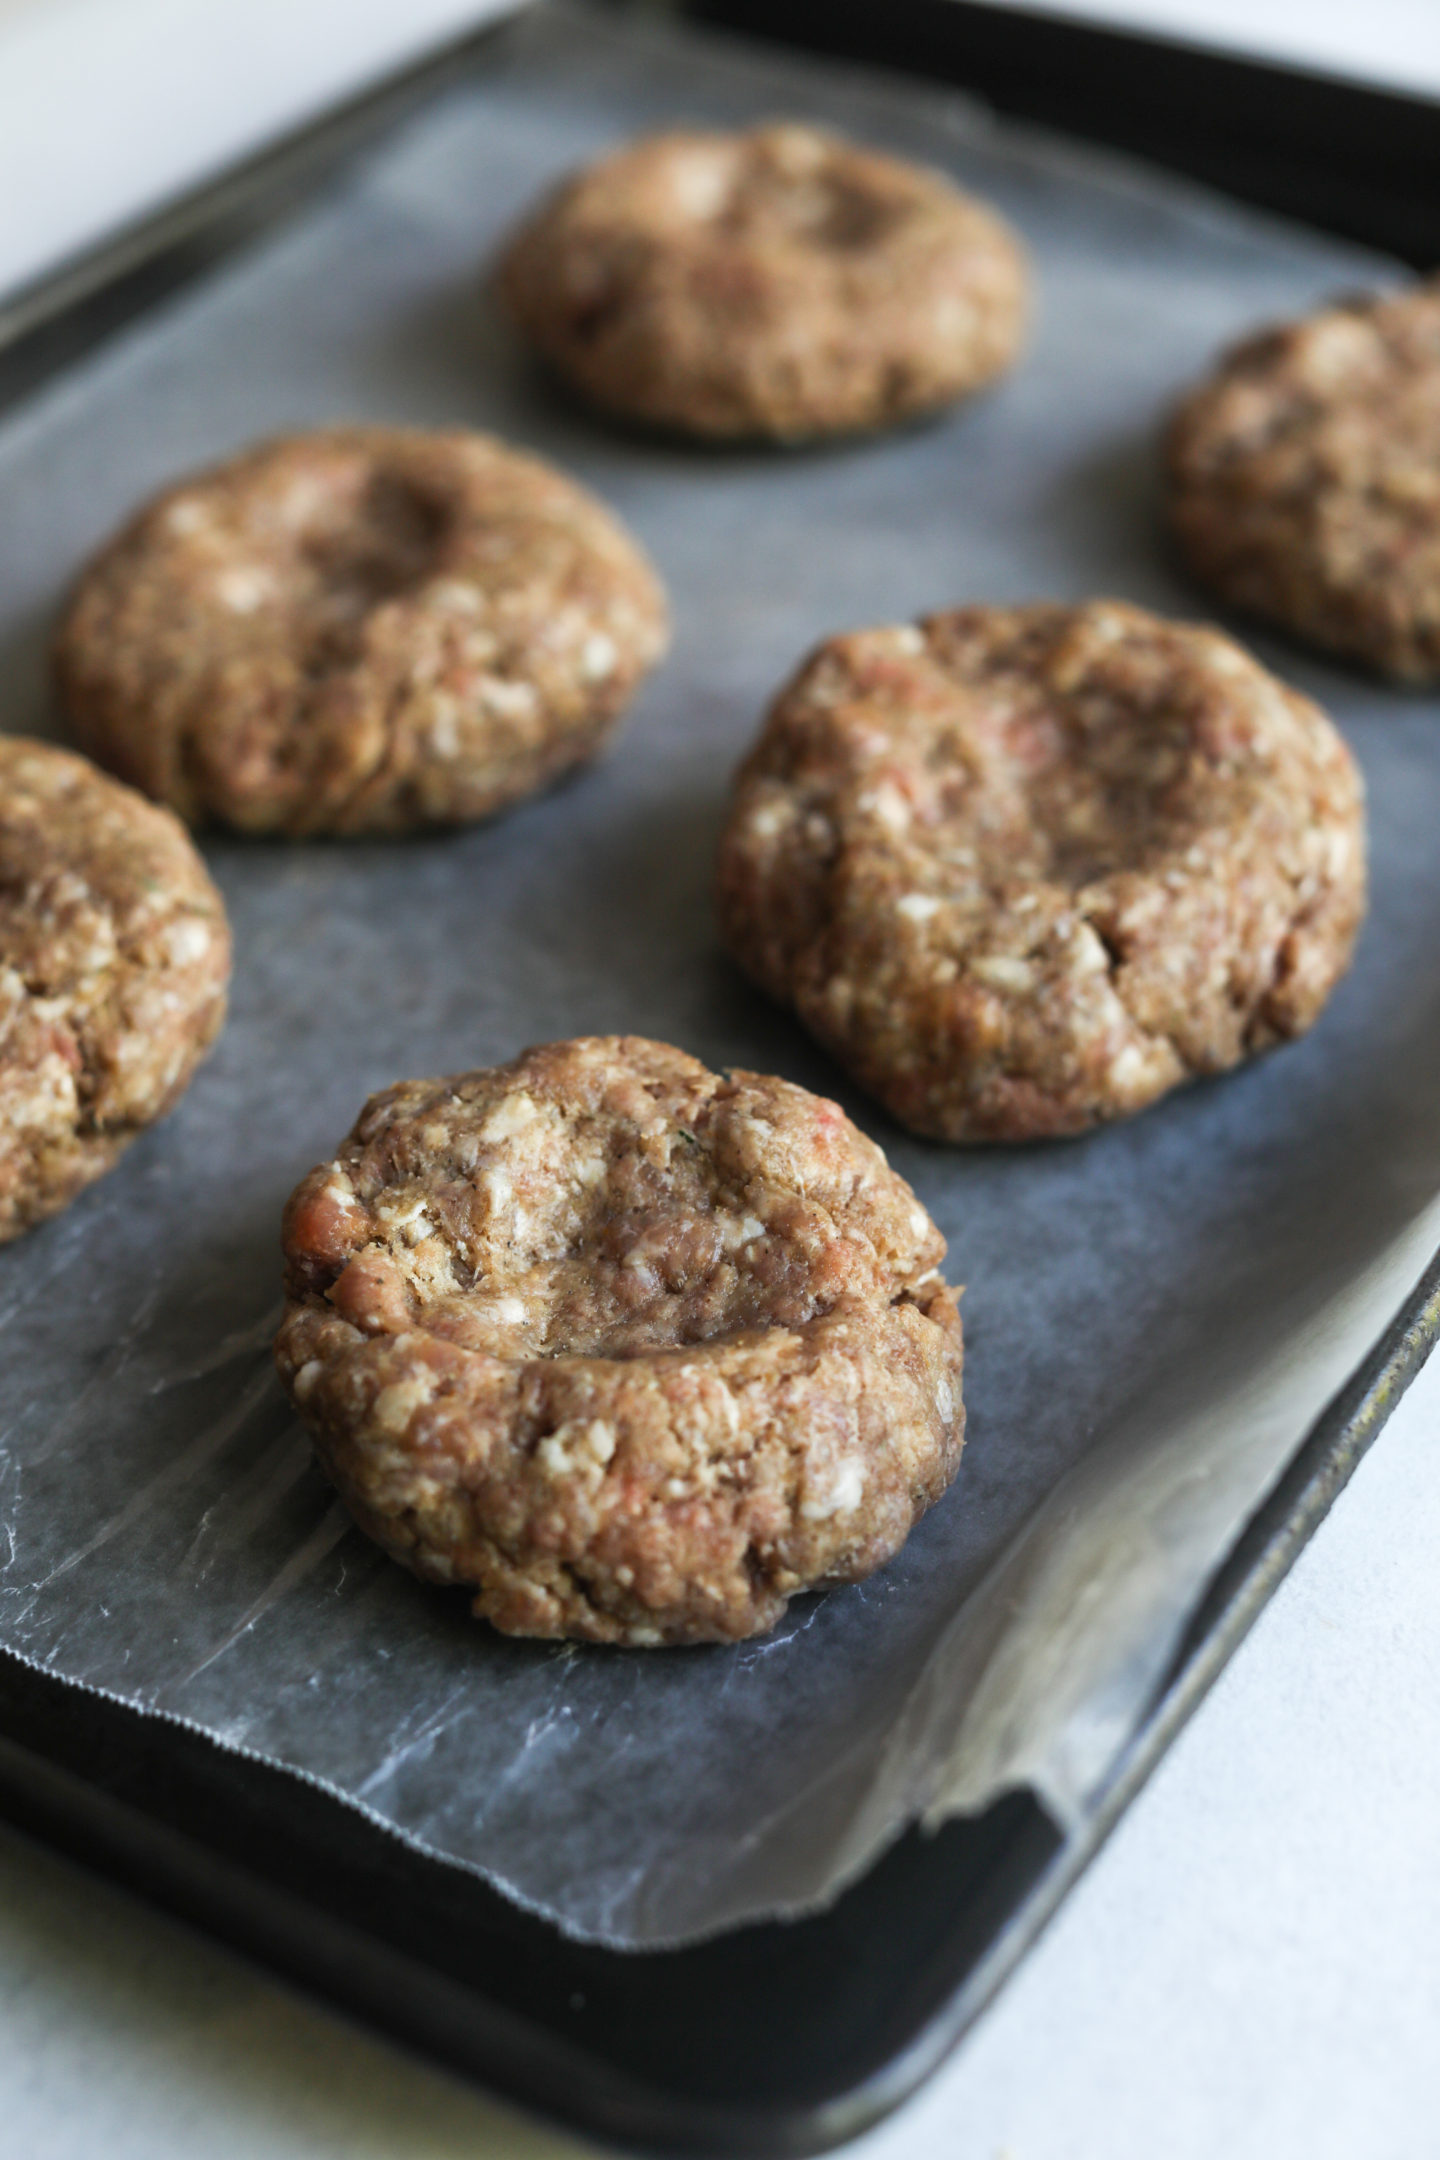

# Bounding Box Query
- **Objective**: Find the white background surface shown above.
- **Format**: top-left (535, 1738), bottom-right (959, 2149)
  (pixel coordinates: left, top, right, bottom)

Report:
top-left (0, 3), bottom-right (1438, 2156)
top-left (0, 0), bottom-right (519, 301)
top-left (999, 0), bottom-right (1440, 97)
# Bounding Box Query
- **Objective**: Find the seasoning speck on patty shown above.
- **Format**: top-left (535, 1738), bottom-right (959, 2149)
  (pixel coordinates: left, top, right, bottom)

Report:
top-left (498, 123), bottom-right (1028, 441)
top-left (275, 1037), bottom-right (964, 1645)
top-left (0, 736), bottom-right (230, 1241)
top-left (717, 600), bottom-right (1366, 1142)
top-left (55, 428), bottom-right (668, 836)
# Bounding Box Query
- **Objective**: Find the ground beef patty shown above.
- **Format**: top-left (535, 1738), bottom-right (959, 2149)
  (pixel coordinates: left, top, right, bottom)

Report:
top-left (1167, 281), bottom-right (1440, 681)
top-left (54, 427), bottom-right (668, 836)
top-left (497, 123), bottom-right (1028, 441)
top-left (0, 737), bottom-right (230, 1240)
top-left (717, 600), bottom-right (1365, 1142)
top-left (275, 1037), bottom-right (964, 1645)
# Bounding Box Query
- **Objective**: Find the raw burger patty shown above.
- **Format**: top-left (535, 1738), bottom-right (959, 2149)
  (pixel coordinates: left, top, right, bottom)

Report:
top-left (0, 735), bottom-right (229, 1240)
top-left (55, 427), bottom-right (668, 835)
top-left (275, 1035), bottom-right (965, 1645)
top-left (717, 600), bottom-right (1365, 1141)
top-left (498, 123), bottom-right (1028, 441)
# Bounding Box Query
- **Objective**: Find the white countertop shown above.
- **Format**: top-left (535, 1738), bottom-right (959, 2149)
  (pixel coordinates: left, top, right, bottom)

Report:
top-left (1, 4), bottom-right (1438, 2155)
top-left (986, 0), bottom-right (1440, 98)
top-left (0, 0), bottom-right (519, 302)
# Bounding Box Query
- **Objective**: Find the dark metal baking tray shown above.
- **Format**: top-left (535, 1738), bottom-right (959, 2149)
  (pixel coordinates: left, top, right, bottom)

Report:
top-left (1, 4), bottom-right (1437, 2152)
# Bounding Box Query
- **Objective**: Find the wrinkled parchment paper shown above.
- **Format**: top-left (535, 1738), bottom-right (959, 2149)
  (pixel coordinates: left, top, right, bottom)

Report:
top-left (1, 2), bottom-right (1437, 1949)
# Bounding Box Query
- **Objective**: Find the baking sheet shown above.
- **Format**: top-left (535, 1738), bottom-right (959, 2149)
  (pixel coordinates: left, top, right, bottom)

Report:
top-left (1, 0), bottom-right (1437, 1951)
